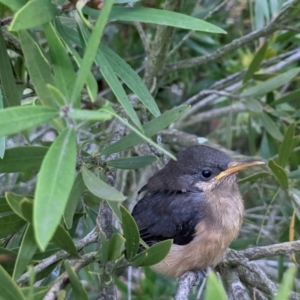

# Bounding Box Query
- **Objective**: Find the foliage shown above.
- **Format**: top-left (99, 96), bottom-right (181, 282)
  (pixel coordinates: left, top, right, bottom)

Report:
top-left (0, 0), bottom-right (300, 299)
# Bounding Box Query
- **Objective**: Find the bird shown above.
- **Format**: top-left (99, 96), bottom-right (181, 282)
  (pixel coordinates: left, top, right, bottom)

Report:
top-left (131, 145), bottom-right (264, 278)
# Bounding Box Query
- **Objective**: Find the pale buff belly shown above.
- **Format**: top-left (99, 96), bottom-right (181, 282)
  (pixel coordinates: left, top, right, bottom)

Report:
top-left (151, 223), bottom-right (241, 277)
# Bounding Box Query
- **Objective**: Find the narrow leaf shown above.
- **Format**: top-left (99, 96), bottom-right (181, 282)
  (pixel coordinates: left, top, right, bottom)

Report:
top-left (34, 128), bottom-right (76, 250)
top-left (101, 105), bottom-right (189, 155)
top-left (85, 6), bottom-right (226, 33)
top-left (272, 89), bottom-right (300, 106)
top-left (273, 266), bottom-right (297, 300)
top-left (0, 214), bottom-right (25, 234)
top-left (5, 192), bottom-right (27, 219)
top-left (268, 159), bottom-right (289, 189)
top-left (43, 22), bottom-right (76, 102)
top-left (107, 233), bottom-right (125, 261)
top-left (132, 240), bottom-right (172, 267)
top-left (82, 167), bottom-right (124, 201)
top-left (69, 109), bottom-right (112, 121)
top-left (64, 261), bottom-right (88, 300)
top-left (71, 0), bottom-right (113, 104)
top-left (0, 146), bottom-right (48, 173)
top-left (95, 48), bottom-right (143, 130)
top-left (243, 41), bottom-right (268, 84)
top-left (101, 45), bottom-right (160, 117)
top-left (107, 155), bottom-right (157, 169)
top-left (52, 225), bottom-right (78, 256)
top-left (19, 31), bottom-right (57, 108)
top-left (0, 0), bottom-right (26, 12)
top-left (120, 205), bottom-right (140, 261)
top-left (278, 123), bottom-right (295, 167)
top-left (0, 265), bottom-right (26, 300)
top-left (10, 0), bottom-right (59, 31)
top-left (241, 68), bottom-right (300, 98)
top-left (0, 29), bottom-right (20, 107)
top-left (205, 271), bottom-right (228, 300)
top-left (12, 224), bottom-right (38, 281)
top-left (261, 112), bottom-right (283, 141)
top-left (64, 173), bottom-right (85, 229)
top-left (0, 92), bottom-right (5, 158)
top-left (0, 106), bottom-right (58, 137)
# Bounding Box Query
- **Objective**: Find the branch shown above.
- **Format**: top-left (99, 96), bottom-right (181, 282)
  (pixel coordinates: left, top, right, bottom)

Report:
top-left (143, 0), bottom-right (183, 90)
top-left (43, 252), bottom-right (97, 300)
top-left (16, 229), bottom-right (98, 285)
top-left (167, 0), bottom-right (300, 72)
top-left (174, 271), bottom-right (198, 300)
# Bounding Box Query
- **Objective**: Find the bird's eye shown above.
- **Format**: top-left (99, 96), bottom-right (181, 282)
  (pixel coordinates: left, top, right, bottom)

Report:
top-left (202, 170), bottom-right (212, 178)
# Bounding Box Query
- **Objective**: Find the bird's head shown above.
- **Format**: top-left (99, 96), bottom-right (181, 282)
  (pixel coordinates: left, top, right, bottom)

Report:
top-left (146, 145), bottom-right (264, 193)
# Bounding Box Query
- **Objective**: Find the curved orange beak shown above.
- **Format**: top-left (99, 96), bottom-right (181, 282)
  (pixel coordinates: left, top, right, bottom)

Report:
top-left (214, 160), bottom-right (265, 182)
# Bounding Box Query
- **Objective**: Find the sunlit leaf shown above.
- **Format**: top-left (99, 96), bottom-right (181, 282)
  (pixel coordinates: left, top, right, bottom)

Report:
top-left (260, 112), bottom-right (283, 141)
top-left (84, 6), bottom-right (226, 33)
top-left (69, 109), bottom-right (112, 121)
top-left (10, 0), bottom-right (58, 31)
top-left (34, 128), bottom-right (76, 250)
top-left (82, 167), bottom-right (124, 201)
top-left (0, 106), bottom-right (58, 137)
top-left (205, 271), bottom-right (228, 300)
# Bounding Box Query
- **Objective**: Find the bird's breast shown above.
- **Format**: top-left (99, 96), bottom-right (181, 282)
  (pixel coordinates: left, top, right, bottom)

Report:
top-left (151, 189), bottom-right (244, 277)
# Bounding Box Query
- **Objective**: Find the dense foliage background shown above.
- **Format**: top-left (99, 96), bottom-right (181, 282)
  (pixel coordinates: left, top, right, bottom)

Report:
top-left (0, 0), bottom-right (300, 299)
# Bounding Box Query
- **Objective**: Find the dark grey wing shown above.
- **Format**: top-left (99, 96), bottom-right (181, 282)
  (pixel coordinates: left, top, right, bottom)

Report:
top-left (132, 190), bottom-right (207, 247)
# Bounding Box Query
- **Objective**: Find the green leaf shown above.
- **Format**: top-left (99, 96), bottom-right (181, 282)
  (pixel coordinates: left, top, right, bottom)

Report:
top-left (47, 84), bottom-right (66, 106)
top-left (43, 22), bottom-right (76, 103)
top-left (64, 261), bottom-right (88, 300)
top-left (0, 247), bottom-right (17, 275)
top-left (0, 0), bottom-right (26, 11)
top-left (244, 100), bottom-right (263, 113)
top-left (243, 41), bottom-right (268, 84)
top-left (107, 155), bottom-right (157, 169)
top-left (5, 192), bottom-right (27, 219)
top-left (0, 265), bottom-right (26, 300)
top-left (19, 31), bottom-right (59, 111)
top-left (107, 233), bottom-right (125, 261)
top-left (205, 271), bottom-right (228, 300)
top-left (21, 287), bottom-right (48, 300)
top-left (268, 159), bottom-right (289, 189)
top-left (278, 123), bottom-right (295, 167)
top-left (71, 0), bottom-right (113, 104)
top-left (120, 205), bottom-right (140, 261)
top-left (238, 172), bottom-right (270, 184)
top-left (85, 6), bottom-right (226, 34)
top-left (241, 67), bottom-right (300, 98)
top-left (52, 225), bottom-right (78, 256)
top-left (34, 128), bottom-right (77, 250)
top-left (95, 48), bottom-right (143, 130)
top-left (64, 173), bottom-right (85, 229)
top-left (0, 146), bottom-right (48, 173)
top-left (101, 45), bottom-right (160, 117)
top-left (272, 89), bottom-right (300, 106)
top-left (106, 201), bottom-right (122, 222)
top-left (0, 92), bottom-right (5, 159)
top-left (0, 106), bottom-right (59, 137)
top-left (82, 166), bottom-right (124, 201)
top-left (101, 105), bottom-right (189, 155)
top-left (260, 112), bottom-right (283, 141)
top-left (0, 29), bottom-right (20, 107)
top-left (273, 265), bottom-right (297, 300)
top-left (0, 213), bottom-right (25, 234)
top-left (9, 0), bottom-right (59, 31)
top-left (69, 109), bottom-right (112, 121)
top-left (131, 240), bottom-right (172, 267)
top-left (12, 224), bottom-right (38, 281)
top-left (0, 196), bottom-right (11, 213)
top-left (54, 19), bottom-right (98, 103)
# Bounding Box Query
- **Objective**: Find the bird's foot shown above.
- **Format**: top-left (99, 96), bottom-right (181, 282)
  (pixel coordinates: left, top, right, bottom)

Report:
top-left (194, 269), bottom-right (207, 286)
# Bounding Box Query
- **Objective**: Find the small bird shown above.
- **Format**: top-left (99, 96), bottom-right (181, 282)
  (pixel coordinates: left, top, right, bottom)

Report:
top-left (132, 145), bottom-right (264, 277)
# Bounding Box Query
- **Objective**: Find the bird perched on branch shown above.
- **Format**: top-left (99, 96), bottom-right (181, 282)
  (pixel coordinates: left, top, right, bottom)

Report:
top-left (132, 145), bottom-right (264, 277)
